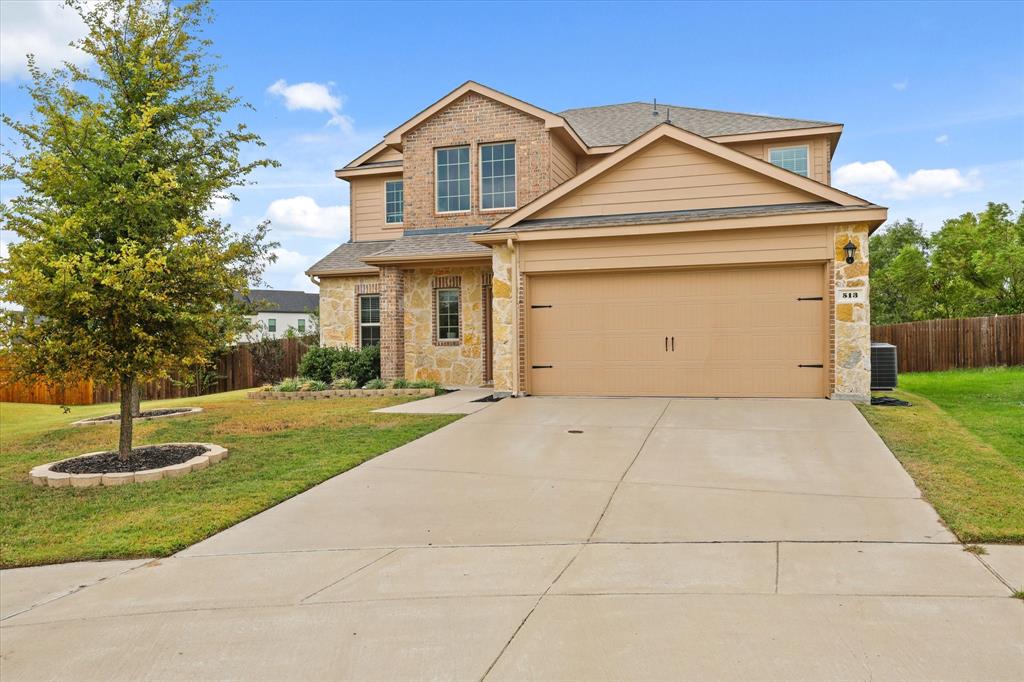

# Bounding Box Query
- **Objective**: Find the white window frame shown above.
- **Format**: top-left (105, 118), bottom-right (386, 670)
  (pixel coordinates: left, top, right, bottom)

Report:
top-left (768, 145), bottom-right (810, 177)
top-left (435, 287), bottom-right (461, 343)
top-left (384, 179), bottom-right (404, 224)
top-left (479, 141), bottom-right (517, 212)
top-left (297, 318), bottom-right (306, 333)
top-left (359, 294), bottom-right (381, 348)
top-left (435, 145), bottom-right (471, 214)
top-left (267, 318), bottom-right (276, 333)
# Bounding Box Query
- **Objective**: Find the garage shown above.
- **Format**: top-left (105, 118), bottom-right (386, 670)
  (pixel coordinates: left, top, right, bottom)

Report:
top-left (526, 263), bottom-right (827, 398)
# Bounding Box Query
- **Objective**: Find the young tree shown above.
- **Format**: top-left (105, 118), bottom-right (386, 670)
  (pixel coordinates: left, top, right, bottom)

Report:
top-left (1, 0), bottom-right (277, 458)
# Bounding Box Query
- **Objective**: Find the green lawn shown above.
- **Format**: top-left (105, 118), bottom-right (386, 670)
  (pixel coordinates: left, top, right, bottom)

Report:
top-left (857, 366), bottom-right (1024, 543)
top-left (0, 391), bottom-right (459, 567)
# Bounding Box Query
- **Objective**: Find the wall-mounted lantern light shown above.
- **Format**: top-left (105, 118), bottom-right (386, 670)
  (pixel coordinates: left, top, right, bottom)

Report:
top-left (843, 240), bottom-right (857, 264)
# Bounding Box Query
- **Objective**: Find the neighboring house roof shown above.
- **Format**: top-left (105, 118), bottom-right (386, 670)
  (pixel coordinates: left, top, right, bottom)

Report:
top-left (491, 202), bottom-right (885, 234)
top-left (490, 123), bottom-right (872, 231)
top-left (241, 289), bottom-right (319, 313)
top-left (306, 240), bottom-right (391, 276)
top-left (559, 102), bottom-right (838, 147)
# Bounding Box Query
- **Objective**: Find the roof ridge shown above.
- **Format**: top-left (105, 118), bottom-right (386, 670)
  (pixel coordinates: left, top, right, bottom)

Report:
top-left (560, 100), bottom-right (837, 126)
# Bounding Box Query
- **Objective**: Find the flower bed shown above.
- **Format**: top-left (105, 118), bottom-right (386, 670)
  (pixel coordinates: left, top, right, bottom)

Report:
top-left (249, 387), bottom-right (434, 400)
top-left (71, 407), bottom-right (203, 426)
top-left (30, 442), bottom-right (227, 488)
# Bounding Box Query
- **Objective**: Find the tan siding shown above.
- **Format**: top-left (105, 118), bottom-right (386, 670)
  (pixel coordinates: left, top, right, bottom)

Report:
top-left (577, 153), bottom-right (610, 173)
top-left (550, 135), bottom-right (577, 185)
top-left (367, 146), bottom-right (403, 163)
top-left (534, 139), bottom-right (818, 220)
top-left (350, 174), bottom-right (404, 242)
top-left (726, 136), bottom-right (831, 185)
top-left (519, 225), bottom-right (830, 274)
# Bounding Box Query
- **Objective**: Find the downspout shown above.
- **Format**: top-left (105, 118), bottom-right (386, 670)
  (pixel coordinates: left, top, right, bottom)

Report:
top-left (507, 238), bottom-right (520, 396)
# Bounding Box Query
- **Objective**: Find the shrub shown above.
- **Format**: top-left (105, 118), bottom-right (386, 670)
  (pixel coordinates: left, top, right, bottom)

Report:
top-left (330, 345), bottom-right (380, 387)
top-left (276, 377), bottom-right (301, 392)
top-left (251, 336), bottom-right (286, 385)
top-left (331, 377), bottom-right (357, 390)
top-left (363, 378), bottom-right (386, 390)
top-left (301, 379), bottom-right (328, 392)
top-left (297, 346), bottom-right (345, 383)
top-left (391, 378), bottom-right (410, 388)
top-left (409, 379), bottom-right (444, 395)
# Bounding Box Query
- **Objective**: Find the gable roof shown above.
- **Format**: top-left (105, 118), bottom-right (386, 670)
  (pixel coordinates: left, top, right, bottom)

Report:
top-left (560, 102), bottom-right (839, 147)
top-left (490, 123), bottom-right (870, 230)
top-left (240, 290), bottom-right (319, 313)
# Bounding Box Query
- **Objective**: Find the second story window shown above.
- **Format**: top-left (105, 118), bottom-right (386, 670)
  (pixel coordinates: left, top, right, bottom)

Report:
top-left (480, 142), bottom-right (516, 210)
top-left (769, 146), bottom-right (809, 177)
top-left (385, 180), bottom-right (404, 224)
top-left (436, 145), bottom-right (470, 213)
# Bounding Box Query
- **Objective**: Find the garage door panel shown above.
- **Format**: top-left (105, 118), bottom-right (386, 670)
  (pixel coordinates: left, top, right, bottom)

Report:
top-left (527, 264), bottom-right (826, 398)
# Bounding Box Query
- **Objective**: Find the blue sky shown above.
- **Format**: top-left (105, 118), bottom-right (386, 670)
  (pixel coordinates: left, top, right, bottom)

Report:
top-left (2, 0), bottom-right (1022, 292)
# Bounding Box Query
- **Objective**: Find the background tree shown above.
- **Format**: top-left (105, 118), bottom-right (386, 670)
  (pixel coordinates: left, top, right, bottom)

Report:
top-left (930, 202), bottom-right (1024, 318)
top-left (869, 204), bottom-right (1023, 323)
top-left (0, 0), bottom-right (277, 458)
top-left (868, 219), bottom-right (935, 324)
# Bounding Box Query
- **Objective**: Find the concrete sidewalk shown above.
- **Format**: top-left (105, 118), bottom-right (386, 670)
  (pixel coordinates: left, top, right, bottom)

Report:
top-left (2, 397), bottom-right (1021, 681)
top-left (373, 387), bottom-right (494, 414)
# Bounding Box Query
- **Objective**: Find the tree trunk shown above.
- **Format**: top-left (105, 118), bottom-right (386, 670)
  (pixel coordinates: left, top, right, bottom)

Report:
top-left (118, 376), bottom-right (134, 460)
top-left (131, 383), bottom-right (142, 418)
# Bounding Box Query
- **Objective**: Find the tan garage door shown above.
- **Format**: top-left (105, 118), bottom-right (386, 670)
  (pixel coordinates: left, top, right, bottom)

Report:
top-left (527, 264), bottom-right (826, 397)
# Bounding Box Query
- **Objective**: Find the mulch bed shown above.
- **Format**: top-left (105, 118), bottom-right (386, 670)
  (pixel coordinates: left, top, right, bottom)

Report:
top-left (51, 444), bottom-right (209, 474)
top-left (83, 408), bottom-right (195, 422)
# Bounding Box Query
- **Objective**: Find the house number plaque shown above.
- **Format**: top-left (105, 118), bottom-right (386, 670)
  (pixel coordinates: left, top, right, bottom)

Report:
top-left (837, 288), bottom-right (865, 302)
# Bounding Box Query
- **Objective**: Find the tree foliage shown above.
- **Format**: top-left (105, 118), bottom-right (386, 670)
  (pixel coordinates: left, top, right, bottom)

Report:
top-left (0, 0), bottom-right (278, 457)
top-left (869, 203), bottom-right (1024, 324)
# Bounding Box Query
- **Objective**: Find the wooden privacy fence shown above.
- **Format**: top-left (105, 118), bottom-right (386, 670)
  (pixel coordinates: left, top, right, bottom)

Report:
top-left (871, 314), bottom-right (1024, 373)
top-left (1, 336), bottom-right (313, 406)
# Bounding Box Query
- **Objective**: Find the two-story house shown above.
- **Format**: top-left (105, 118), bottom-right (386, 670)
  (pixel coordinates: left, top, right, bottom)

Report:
top-left (307, 82), bottom-right (885, 401)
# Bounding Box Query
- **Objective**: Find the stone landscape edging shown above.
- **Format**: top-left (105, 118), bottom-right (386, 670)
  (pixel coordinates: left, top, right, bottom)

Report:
top-left (248, 387), bottom-right (435, 400)
top-left (71, 407), bottom-right (204, 427)
top-left (29, 442), bottom-right (228, 488)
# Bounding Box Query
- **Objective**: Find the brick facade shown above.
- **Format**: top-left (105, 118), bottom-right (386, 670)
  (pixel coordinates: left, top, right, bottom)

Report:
top-left (400, 92), bottom-right (559, 229)
top-left (379, 266), bottom-right (405, 381)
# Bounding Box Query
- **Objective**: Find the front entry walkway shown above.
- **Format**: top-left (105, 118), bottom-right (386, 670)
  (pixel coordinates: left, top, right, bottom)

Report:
top-left (2, 398), bottom-right (1021, 680)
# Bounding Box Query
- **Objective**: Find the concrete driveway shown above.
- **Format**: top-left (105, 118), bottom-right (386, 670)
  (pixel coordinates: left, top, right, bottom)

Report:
top-left (2, 397), bottom-right (1021, 681)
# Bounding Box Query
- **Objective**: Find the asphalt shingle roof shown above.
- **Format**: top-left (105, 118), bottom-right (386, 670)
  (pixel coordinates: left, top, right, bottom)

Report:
top-left (492, 202), bottom-right (880, 234)
top-left (559, 102), bottom-right (838, 147)
top-left (306, 240), bottom-right (390, 275)
top-left (365, 232), bottom-right (490, 260)
top-left (241, 289), bottom-right (319, 313)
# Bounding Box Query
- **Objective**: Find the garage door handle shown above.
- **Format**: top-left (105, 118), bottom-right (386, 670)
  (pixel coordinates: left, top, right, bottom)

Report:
top-left (665, 336), bottom-right (668, 351)
top-left (531, 304), bottom-right (552, 309)
top-left (798, 364), bottom-right (824, 368)
top-left (797, 296), bottom-right (823, 301)
top-left (532, 365), bottom-right (553, 369)
top-left (671, 336), bottom-right (675, 351)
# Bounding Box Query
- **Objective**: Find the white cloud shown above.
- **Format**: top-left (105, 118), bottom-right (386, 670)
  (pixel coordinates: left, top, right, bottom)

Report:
top-left (266, 79), bottom-right (353, 131)
top-left (835, 160), bottom-right (982, 199)
top-left (892, 79), bottom-right (909, 91)
top-left (264, 195), bottom-right (349, 239)
top-left (935, 134), bottom-right (950, 144)
top-left (263, 247), bottom-right (319, 292)
top-left (0, 1), bottom-right (90, 81)
top-left (833, 160), bottom-right (899, 186)
top-left (208, 196), bottom-right (234, 220)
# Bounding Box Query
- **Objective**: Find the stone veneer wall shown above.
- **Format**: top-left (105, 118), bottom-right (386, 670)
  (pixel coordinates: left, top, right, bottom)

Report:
top-left (400, 92), bottom-right (559, 229)
top-left (403, 265), bottom-right (487, 386)
top-left (319, 275), bottom-right (379, 348)
top-left (490, 244), bottom-right (516, 393)
top-left (832, 223), bottom-right (871, 401)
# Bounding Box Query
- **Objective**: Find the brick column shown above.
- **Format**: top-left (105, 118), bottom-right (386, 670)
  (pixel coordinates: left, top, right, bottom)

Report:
top-left (379, 265), bottom-right (405, 381)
